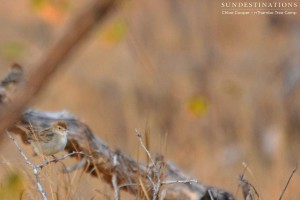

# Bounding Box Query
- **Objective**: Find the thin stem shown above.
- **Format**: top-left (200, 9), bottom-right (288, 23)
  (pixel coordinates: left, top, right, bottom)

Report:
top-left (36, 151), bottom-right (89, 169)
top-left (279, 165), bottom-right (298, 200)
top-left (161, 180), bottom-right (198, 185)
top-left (6, 131), bottom-right (48, 200)
top-left (112, 154), bottom-right (120, 200)
top-left (135, 129), bottom-right (155, 166)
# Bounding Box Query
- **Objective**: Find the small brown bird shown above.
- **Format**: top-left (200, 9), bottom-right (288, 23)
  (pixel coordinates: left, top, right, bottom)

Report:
top-left (27, 121), bottom-right (68, 156)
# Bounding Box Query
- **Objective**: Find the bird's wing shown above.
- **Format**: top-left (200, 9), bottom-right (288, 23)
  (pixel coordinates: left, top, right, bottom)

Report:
top-left (29, 128), bottom-right (54, 143)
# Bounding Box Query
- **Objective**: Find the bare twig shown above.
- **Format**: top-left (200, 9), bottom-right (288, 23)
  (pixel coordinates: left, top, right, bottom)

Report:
top-left (152, 178), bottom-right (161, 200)
top-left (238, 174), bottom-right (259, 200)
top-left (135, 129), bottom-right (155, 166)
top-left (161, 180), bottom-right (198, 185)
top-left (6, 131), bottom-right (48, 200)
top-left (208, 189), bottom-right (215, 200)
top-left (36, 151), bottom-right (89, 169)
top-left (135, 129), bottom-right (161, 200)
top-left (235, 162), bottom-right (248, 197)
top-left (237, 162), bottom-right (261, 200)
top-left (135, 129), bottom-right (203, 200)
top-left (279, 164), bottom-right (298, 200)
top-left (112, 153), bottom-right (120, 200)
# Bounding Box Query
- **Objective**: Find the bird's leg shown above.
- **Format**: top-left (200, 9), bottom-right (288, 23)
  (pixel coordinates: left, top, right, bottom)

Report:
top-left (51, 155), bottom-right (59, 163)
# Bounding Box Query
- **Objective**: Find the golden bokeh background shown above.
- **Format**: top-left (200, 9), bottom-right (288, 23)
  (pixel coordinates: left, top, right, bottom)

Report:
top-left (0, 0), bottom-right (300, 199)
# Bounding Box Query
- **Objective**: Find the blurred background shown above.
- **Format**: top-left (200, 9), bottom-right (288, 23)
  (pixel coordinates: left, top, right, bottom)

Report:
top-left (0, 0), bottom-right (300, 199)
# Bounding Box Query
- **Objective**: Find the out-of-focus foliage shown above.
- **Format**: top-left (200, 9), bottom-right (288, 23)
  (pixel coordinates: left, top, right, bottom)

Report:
top-left (0, 0), bottom-right (300, 199)
top-left (30, 0), bottom-right (69, 24)
top-left (1, 41), bottom-right (25, 60)
top-left (0, 171), bottom-right (24, 200)
top-left (187, 95), bottom-right (209, 117)
top-left (99, 19), bottom-right (128, 46)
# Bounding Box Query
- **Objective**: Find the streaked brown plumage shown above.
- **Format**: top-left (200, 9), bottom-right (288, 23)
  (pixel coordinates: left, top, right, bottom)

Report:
top-left (27, 121), bottom-right (68, 156)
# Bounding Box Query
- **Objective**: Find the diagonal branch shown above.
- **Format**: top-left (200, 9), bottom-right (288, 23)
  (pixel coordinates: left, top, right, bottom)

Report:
top-left (0, 0), bottom-right (117, 133)
top-left (12, 109), bottom-right (235, 200)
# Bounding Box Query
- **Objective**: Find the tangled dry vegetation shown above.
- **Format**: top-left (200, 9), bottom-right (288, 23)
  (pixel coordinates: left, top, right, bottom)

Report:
top-left (0, 0), bottom-right (300, 199)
